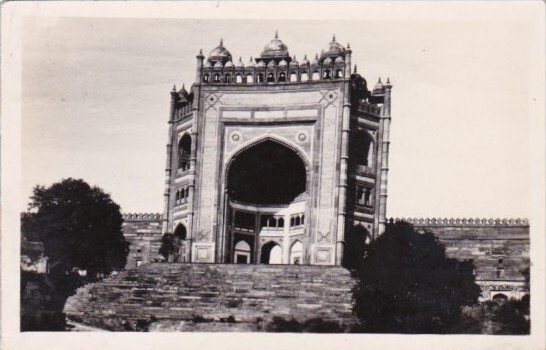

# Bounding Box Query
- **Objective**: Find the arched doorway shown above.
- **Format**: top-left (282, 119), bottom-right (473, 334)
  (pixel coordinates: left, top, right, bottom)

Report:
top-left (290, 241), bottom-right (303, 264)
top-left (172, 223), bottom-right (187, 262)
top-left (261, 242), bottom-right (282, 264)
top-left (225, 138), bottom-right (308, 264)
top-left (234, 240), bottom-right (251, 264)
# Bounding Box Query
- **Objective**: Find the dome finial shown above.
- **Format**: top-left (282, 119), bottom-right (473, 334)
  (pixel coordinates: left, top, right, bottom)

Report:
top-left (378, 77), bottom-right (382, 83)
top-left (332, 33), bottom-right (336, 41)
top-left (172, 85), bottom-right (177, 92)
top-left (353, 65), bottom-right (357, 73)
top-left (275, 30), bottom-right (278, 39)
top-left (199, 48), bottom-right (203, 55)
top-left (347, 42), bottom-right (351, 49)
top-left (220, 38), bottom-right (223, 46)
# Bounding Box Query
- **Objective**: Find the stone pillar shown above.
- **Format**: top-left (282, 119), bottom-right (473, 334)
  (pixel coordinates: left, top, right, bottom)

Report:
top-left (378, 80), bottom-right (392, 235)
top-left (335, 47), bottom-right (352, 266)
top-left (283, 214), bottom-right (290, 264)
top-left (161, 88), bottom-right (178, 236)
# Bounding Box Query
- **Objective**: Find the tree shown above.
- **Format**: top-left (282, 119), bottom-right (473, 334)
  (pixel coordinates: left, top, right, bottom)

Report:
top-left (158, 234), bottom-right (175, 260)
top-left (352, 221), bottom-right (481, 333)
top-left (22, 178), bottom-right (129, 279)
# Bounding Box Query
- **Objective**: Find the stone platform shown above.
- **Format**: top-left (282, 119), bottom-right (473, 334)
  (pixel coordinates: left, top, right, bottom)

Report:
top-left (64, 263), bottom-right (358, 332)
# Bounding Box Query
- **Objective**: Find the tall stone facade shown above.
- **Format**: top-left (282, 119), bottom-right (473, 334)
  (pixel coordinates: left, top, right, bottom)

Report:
top-left (161, 34), bottom-right (392, 265)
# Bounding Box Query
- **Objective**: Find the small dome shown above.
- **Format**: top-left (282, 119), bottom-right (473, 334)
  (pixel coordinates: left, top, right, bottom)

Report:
top-left (224, 60), bottom-right (234, 68)
top-left (279, 59), bottom-right (288, 67)
top-left (267, 60), bottom-right (277, 68)
top-left (214, 61), bottom-right (223, 68)
top-left (208, 39), bottom-right (232, 63)
top-left (246, 57), bottom-right (256, 68)
top-left (257, 60), bottom-right (266, 68)
top-left (323, 34), bottom-right (346, 57)
top-left (203, 61), bottom-right (212, 68)
top-left (311, 54), bottom-right (320, 66)
top-left (300, 55), bottom-right (309, 66)
top-left (235, 57), bottom-right (245, 68)
top-left (334, 56), bottom-right (344, 63)
top-left (261, 31), bottom-right (289, 58)
top-left (178, 84), bottom-right (189, 98)
top-left (290, 55), bottom-right (299, 66)
top-left (373, 78), bottom-right (385, 94)
top-left (323, 57), bottom-right (333, 65)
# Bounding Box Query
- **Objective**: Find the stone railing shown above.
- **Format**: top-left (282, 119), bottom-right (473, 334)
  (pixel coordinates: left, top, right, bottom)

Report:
top-left (122, 213), bottom-right (163, 221)
top-left (390, 217), bottom-right (529, 226)
top-left (357, 100), bottom-right (381, 115)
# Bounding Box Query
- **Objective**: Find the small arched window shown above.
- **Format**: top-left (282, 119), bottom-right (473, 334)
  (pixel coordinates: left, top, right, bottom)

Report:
top-left (178, 134), bottom-right (191, 170)
top-left (350, 130), bottom-right (374, 168)
top-left (175, 190), bottom-right (180, 203)
top-left (290, 217), bottom-right (295, 227)
top-left (257, 73), bottom-right (264, 83)
top-left (235, 74), bottom-right (243, 83)
top-left (295, 216), bottom-right (301, 226)
top-left (224, 73), bottom-right (231, 83)
top-left (290, 72), bottom-right (298, 82)
top-left (323, 70), bottom-right (331, 79)
top-left (174, 223), bottom-right (187, 240)
top-left (278, 217), bottom-right (284, 227)
top-left (268, 217), bottom-right (277, 228)
top-left (213, 73), bottom-right (220, 82)
top-left (246, 73), bottom-right (254, 83)
top-left (301, 215), bottom-right (305, 224)
top-left (335, 69), bottom-right (343, 78)
top-left (301, 71), bottom-right (309, 82)
top-left (185, 187), bottom-right (190, 200)
top-left (312, 70), bottom-right (320, 80)
top-left (266, 72), bottom-right (275, 83)
top-left (278, 72), bottom-right (286, 82)
top-left (203, 74), bottom-right (210, 83)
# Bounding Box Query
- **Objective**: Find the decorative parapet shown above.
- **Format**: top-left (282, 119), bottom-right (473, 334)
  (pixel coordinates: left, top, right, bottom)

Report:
top-left (390, 217), bottom-right (529, 227)
top-left (356, 100), bottom-right (381, 116)
top-left (122, 213), bottom-right (163, 221)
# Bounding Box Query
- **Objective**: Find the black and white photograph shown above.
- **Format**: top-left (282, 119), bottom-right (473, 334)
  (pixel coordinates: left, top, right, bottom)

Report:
top-left (2, 1), bottom-right (545, 349)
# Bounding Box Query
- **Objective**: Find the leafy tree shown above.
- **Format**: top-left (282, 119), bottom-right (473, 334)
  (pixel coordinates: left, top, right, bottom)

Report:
top-left (352, 221), bottom-right (481, 333)
top-left (22, 178), bottom-right (129, 279)
top-left (159, 234), bottom-right (175, 260)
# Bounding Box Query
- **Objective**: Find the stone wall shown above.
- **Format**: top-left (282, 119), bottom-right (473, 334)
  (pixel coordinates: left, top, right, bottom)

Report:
top-left (119, 213), bottom-right (531, 301)
top-left (394, 218), bottom-right (530, 300)
top-left (121, 213), bottom-right (162, 269)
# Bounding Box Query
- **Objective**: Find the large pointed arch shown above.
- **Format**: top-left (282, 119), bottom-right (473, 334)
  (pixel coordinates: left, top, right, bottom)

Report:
top-left (226, 137), bottom-right (308, 205)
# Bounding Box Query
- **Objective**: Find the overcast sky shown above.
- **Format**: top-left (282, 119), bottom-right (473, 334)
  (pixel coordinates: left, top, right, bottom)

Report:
top-left (21, 15), bottom-right (532, 218)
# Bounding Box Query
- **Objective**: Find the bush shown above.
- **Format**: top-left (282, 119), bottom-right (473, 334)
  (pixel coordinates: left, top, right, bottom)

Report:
top-left (352, 221), bottom-right (481, 333)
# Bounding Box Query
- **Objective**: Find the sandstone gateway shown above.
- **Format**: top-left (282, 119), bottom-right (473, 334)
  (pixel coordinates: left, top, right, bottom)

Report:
top-left (65, 35), bottom-right (529, 330)
top-left (123, 34), bottom-right (529, 298)
top-left (161, 33), bottom-right (390, 266)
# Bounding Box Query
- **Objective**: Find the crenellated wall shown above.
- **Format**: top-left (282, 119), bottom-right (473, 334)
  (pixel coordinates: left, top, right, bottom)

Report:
top-left (121, 213), bottom-right (163, 269)
top-left (392, 218), bottom-right (530, 300)
top-left (119, 213), bottom-right (531, 301)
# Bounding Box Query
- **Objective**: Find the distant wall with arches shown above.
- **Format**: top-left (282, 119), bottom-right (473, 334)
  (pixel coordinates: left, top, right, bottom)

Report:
top-left (393, 217), bottom-right (530, 300)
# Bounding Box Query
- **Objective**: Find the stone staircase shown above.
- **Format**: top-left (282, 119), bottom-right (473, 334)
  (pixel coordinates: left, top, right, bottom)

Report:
top-left (64, 263), bottom-right (359, 332)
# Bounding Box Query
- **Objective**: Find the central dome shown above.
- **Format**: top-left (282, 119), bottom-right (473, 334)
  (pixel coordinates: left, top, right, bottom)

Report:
top-left (208, 39), bottom-right (232, 63)
top-left (261, 31), bottom-right (289, 58)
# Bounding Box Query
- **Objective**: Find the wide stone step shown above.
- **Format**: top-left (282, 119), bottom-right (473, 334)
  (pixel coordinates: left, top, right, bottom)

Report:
top-left (65, 263), bottom-right (358, 332)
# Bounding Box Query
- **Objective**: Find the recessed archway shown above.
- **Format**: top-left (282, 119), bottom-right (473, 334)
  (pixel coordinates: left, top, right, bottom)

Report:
top-left (227, 139), bottom-right (307, 205)
top-left (261, 242), bottom-right (282, 264)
